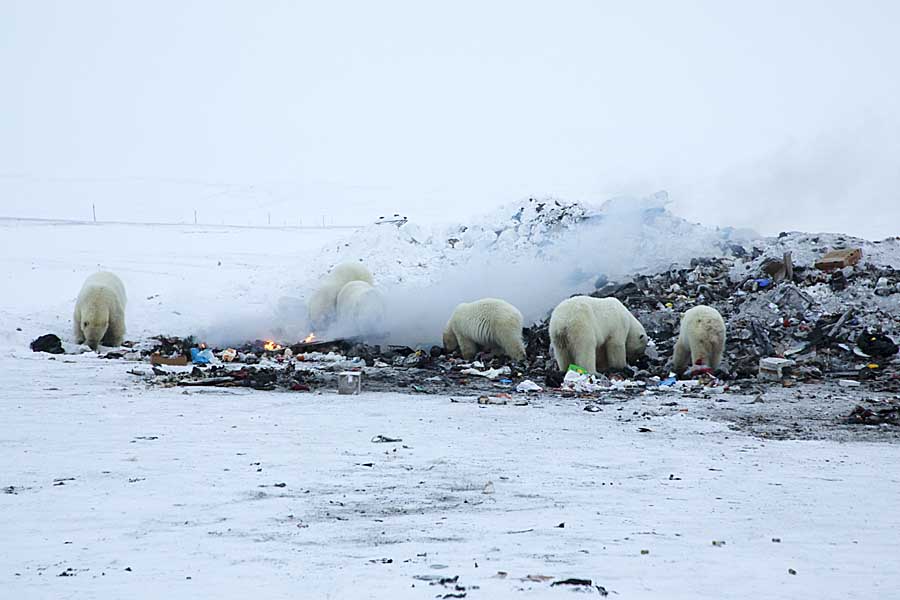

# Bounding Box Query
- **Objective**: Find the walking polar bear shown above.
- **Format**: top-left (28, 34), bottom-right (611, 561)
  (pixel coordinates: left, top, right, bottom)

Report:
top-left (443, 298), bottom-right (526, 361)
top-left (74, 271), bottom-right (127, 351)
top-left (672, 305), bottom-right (726, 373)
top-left (308, 262), bottom-right (374, 329)
top-left (336, 281), bottom-right (386, 335)
top-left (549, 296), bottom-right (647, 374)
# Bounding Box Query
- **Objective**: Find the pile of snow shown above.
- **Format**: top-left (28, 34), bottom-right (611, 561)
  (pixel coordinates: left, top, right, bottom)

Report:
top-left (313, 191), bottom-right (747, 288)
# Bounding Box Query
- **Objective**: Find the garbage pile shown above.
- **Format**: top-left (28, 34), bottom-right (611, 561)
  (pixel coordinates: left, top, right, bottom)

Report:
top-left (102, 335), bottom-right (538, 396)
top-left (576, 231), bottom-right (900, 389)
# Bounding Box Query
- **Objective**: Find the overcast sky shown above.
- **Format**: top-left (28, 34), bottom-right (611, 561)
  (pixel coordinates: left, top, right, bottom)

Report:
top-left (2, 1), bottom-right (898, 237)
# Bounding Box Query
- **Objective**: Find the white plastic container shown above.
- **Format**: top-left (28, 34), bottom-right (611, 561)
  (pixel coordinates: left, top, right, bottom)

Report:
top-left (338, 371), bottom-right (362, 395)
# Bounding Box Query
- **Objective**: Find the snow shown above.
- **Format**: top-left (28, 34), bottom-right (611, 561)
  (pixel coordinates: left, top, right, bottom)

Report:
top-left (2, 217), bottom-right (900, 598)
top-left (0, 218), bottom-right (351, 347)
top-left (312, 192), bottom-right (736, 289)
top-left (4, 353), bottom-right (900, 599)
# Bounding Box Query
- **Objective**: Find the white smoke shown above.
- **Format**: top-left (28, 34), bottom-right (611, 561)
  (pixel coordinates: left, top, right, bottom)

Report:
top-left (315, 192), bottom-right (739, 347)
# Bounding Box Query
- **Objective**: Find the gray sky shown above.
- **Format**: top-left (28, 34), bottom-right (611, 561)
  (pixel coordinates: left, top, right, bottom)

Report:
top-left (2, 1), bottom-right (899, 237)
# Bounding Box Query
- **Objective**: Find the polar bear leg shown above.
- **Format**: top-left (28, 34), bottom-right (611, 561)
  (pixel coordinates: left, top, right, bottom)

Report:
top-left (553, 345), bottom-right (572, 372)
top-left (570, 341), bottom-right (597, 375)
top-left (706, 340), bottom-right (724, 370)
top-left (690, 336), bottom-right (723, 370)
top-left (552, 325), bottom-right (595, 373)
top-left (73, 306), bottom-right (85, 344)
top-left (103, 306), bottom-right (126, 346)
top-left (673, 338), bottom-right (691, 373)
top-left (572, 345), bottom-right (596, 375)
top-left (605, 338), bottom-right (627, 370)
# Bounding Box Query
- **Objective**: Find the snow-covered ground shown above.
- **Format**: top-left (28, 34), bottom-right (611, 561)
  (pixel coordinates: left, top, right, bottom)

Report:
top-left (0, 218), bottom-right (352, 347)
top-left (2, 217), bottom-right (900, 599)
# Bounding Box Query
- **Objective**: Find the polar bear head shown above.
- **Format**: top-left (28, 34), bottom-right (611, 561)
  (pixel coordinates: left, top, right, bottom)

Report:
top-left (625, 316), bottom-right (648, 362)
top-left (81, 302), bottom-right (111, 351)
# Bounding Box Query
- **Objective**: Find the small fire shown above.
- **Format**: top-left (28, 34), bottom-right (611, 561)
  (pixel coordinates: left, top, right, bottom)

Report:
top-left (303, 332), bottom-right (316, 344)
top-left (263, 340), bottom-right (282, 352)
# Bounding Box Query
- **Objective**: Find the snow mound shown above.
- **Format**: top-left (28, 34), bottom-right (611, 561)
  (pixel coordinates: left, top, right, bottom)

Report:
top-left (312, 191), bottom-right (747, 289)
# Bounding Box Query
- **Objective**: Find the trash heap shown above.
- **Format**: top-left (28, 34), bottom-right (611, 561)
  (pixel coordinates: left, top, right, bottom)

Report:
top-left (574, 231), bottom-right (900, 389)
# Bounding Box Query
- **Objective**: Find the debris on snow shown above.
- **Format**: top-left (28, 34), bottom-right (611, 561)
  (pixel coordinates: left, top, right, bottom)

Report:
top-left (30, 334), bottom-right (64, 354)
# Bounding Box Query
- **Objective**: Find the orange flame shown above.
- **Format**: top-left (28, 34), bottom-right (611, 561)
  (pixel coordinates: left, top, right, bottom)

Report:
top-left (303, 332), bottom-right (316, 344)
top-left (263, 340), bottom-right (282, 351)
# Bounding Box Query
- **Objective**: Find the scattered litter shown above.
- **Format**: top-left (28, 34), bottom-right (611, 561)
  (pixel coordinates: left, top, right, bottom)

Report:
top-left (847, 404), bottom-right (900, 425)
top-left (758, 357), bottom-right (795, 381)
top-left (856, 331), bottom-right (898, 358)
top-left (337, 371), bottom-right (362, 395)
top-left (460, 366), bottom-right (511, 380)
top-left (815, 248), bottom-right (862, 271)
top-left (371, 435), bottom-right (402, 443)
top-left (150, 353), bottom-right (189, 366)
top-left (550, 578), bottom-right (593, 587)
top-left (562, 370), bottom-right (611, 393)
top-left (30, 334), bottom-right (64, 354)
top-left (515, 379), bottom-right (542, 393)
top-left (190, 348), bottom-right (216, 365)
top-left (477, 395), bottom-right (508, 405)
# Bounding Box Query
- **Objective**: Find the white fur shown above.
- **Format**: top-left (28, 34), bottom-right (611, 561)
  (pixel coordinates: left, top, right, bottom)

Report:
top-left (443, 298), bottom-right (526, 361)
top-left (74, 271), bottom-right (127, 350)
top-left (336, 281), bottom-right (386, 335)
top-left (308, 262), bottom-right (374, 329)
top-left (549, 296), bottom-right (647, 373)
top-left (328, 262), bottom-right (374, 287)
top-left (672, 305), bottom-right (726, 372)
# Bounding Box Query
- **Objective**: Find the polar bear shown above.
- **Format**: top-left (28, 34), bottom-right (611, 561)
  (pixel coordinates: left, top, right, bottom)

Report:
top-left (672, 305), bottom-right (726, 373)
top-left (549, 296), bottom-right (647, 373)
top-left (336, 281), bottom-right (386, 335)
top-left (74, 271), bottom-right (127, 351)
top-left (308, 262), bottom-right (375, 330)
top-left (443, 298), bottom-right (526, 361)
